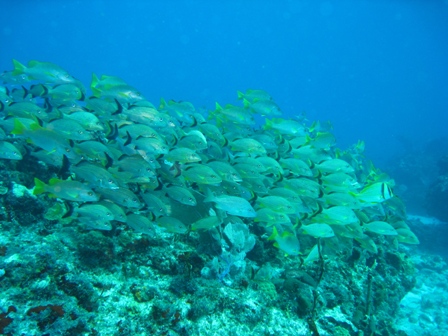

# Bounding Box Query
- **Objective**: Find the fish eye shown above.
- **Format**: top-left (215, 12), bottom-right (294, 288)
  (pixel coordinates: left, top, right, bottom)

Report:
top-left (87, 191), bottom-right (93, 196)
top-left (188, 198), bottom-right (193, 202)
top-left (132, 198), bottom-right (137, 202)
top-left (159, 117), bottom-right (163, 122)
top-left (78, 130), bottom-right (84, 134)
top-left (108, 179), bottom-right (113, 183)
top-left (65, 148), bottom-right (71, 153)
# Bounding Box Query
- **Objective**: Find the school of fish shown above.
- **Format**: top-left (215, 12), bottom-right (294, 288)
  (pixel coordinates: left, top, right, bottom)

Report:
top-left (0, 60), bottom-right (419, 258)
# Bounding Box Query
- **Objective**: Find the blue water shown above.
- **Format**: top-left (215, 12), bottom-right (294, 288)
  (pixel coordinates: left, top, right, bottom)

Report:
top-left (2, 1), bottom-right (448, 173)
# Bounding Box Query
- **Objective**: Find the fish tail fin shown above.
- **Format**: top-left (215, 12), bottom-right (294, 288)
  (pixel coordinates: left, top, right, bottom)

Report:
top-left (12, 59), bottom-right (26, 75)
top-left (91, 86), bottom-right (101, 97)
top-left (159, 98), bottom-right (167, 109)
top-left (33, 178), bottom-right (46, 195)
top-left (91, 73), bottom-right (99, 89)
top-left (242, 98), bottom-right (251, 109)
top-left (11, 119), bottom-right (26, 135)
top-left (268, 226), bottom-right (279, 241)
top-left (203, 188), bottom-right (215, 203)
top-left (263, 118), bottom-right (272, 130)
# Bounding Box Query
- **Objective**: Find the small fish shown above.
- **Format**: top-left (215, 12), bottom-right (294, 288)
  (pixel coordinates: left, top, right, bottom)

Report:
top-left (70, 162), bottom-right (120, 189)
top-left (256, 196), bottom-right (295, 214)
top-left (315, 159), bottom-right (355, 174)
top-left (47, 119), bottom-right (92, 141)
top-left (178, 130), bottom-right (208, 151)
top-left (33, 178), bottom-right (98, 202)
top-left (211, 103), bottom-right (254, 126)
top-left (204, 190), bottom-right (256, 217)
top-left (355, 234), bottom-right (378, 253)
top-left (98, 200), bottom-right (127, 222)
top-left (230, 138), bottom-right (266, 156)
top-left (279, 158), bottom-right (312, 177)
top-left (395, 228), bottom-right (419, 244)
top-left (255, 208), bottom-right (291, 225)
top-left (164, 147), bottom-right (201, 164)
top-left (126, 214), bottom-right (155, 235)
top-left (0, 141), bottom-right (22, 160)
top-left (141, 192), bottom-right (171, 217)
top-left (245, 98), bottom-right (282, 116)
top-left (65, 112), bottom-right (104, 131)
top-left (91, 73), bottom-right (128, 90)
top-left (182, 164), bottom-right (222, 185)
top-left (237, 89), bottom-right (272, 102)
top-left (12, 59), bottom-right (83, 88)
top-left (96, 187), bottom-right (142, 208)
top-left (92, 84), bottom-right (144, 103)
top-left (300, 223), bottom-right (335, 238)
top-left (268, 226), bottom-right (300, 256)
top-left (206, 161), bottom-right (242, 183)
top-left (164, 185), bottom-right (197, 206)
top-left (354, 182), bottom-right (394, 205)
top-left (191, 215), bottom-right (222, 231)
top-left (263, 118), bottom-right (306, 136)
top-left (312, 206), bottom-right (358, 226)
top-left (363, 221), bottom-right (397, 236)
top-left (157, 216), bottom-right (189, 234)
top-left (11, 119), bottom-right (78, 159)
top-left (75, 204), bottom-right (114, 222)
top-left (307, 132), bottom-right (336, 149)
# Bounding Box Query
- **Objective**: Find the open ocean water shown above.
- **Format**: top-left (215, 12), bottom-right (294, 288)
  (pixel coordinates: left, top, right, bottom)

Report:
top-left (1, 1), bottom-right (448, 335)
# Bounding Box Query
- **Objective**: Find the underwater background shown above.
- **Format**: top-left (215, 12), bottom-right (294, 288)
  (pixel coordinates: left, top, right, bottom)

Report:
top-left (1, 1), bottom-right (448, 335)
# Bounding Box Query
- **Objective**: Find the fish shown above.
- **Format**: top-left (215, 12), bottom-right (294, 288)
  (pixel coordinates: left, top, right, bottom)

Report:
top-left (65, 112), bottom-right (104, 131)
top-left (157, 216), bottom-right (189, 234)
top-left (12, 60), bottom-right (84, 88)
top-left (33, 178), bottom-right (98, 202)
top-left (75, 204), bottom-right (114, 222)
top-left (70, 161), bottom-right (120, 190)
top-left (191, 215), bottom-right (222, 231)
top-left (255, 208), bottom-right (291, 225)
top-left (237, 89), bottom-right (272, 102)
top-left (164, 147), bottom-right (201, 164)
top-left (245, 98), bottom-right (282, 116)
top-left (126, 214), bottom-right (155, 235)
top-left (363, 221), bottom-right (397, 236)
top-left (0, 141), bottom-right (23, 160)
top-left (95, 187), bottom-right (142, 209)
top-left (141, 192), bottom-right (171, 217)
top-left (204, 190), bottom-right (256, 218)
top-left (312, 206), bottom-right (358, 226)
top-left (182, 164), bottom-right (222, 185)
top-left (263, 118), bottom-right (306, 136)
top-left (256, 196), bottom-right (295, 214)
top-left (268, 226), bottom-right (300, 256)
top-left (300, 223), bottom-right (335, 238)
top-left (11, 119), bottom-right (78, 159)
top-left (354, 182), bottom-right (394, 205)
top-left (230, 138), bottom-right (266, 157)
top-left (0, 60), bottom-right (416, 262)
top-left (164, 185), bottom-right (197, 206)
